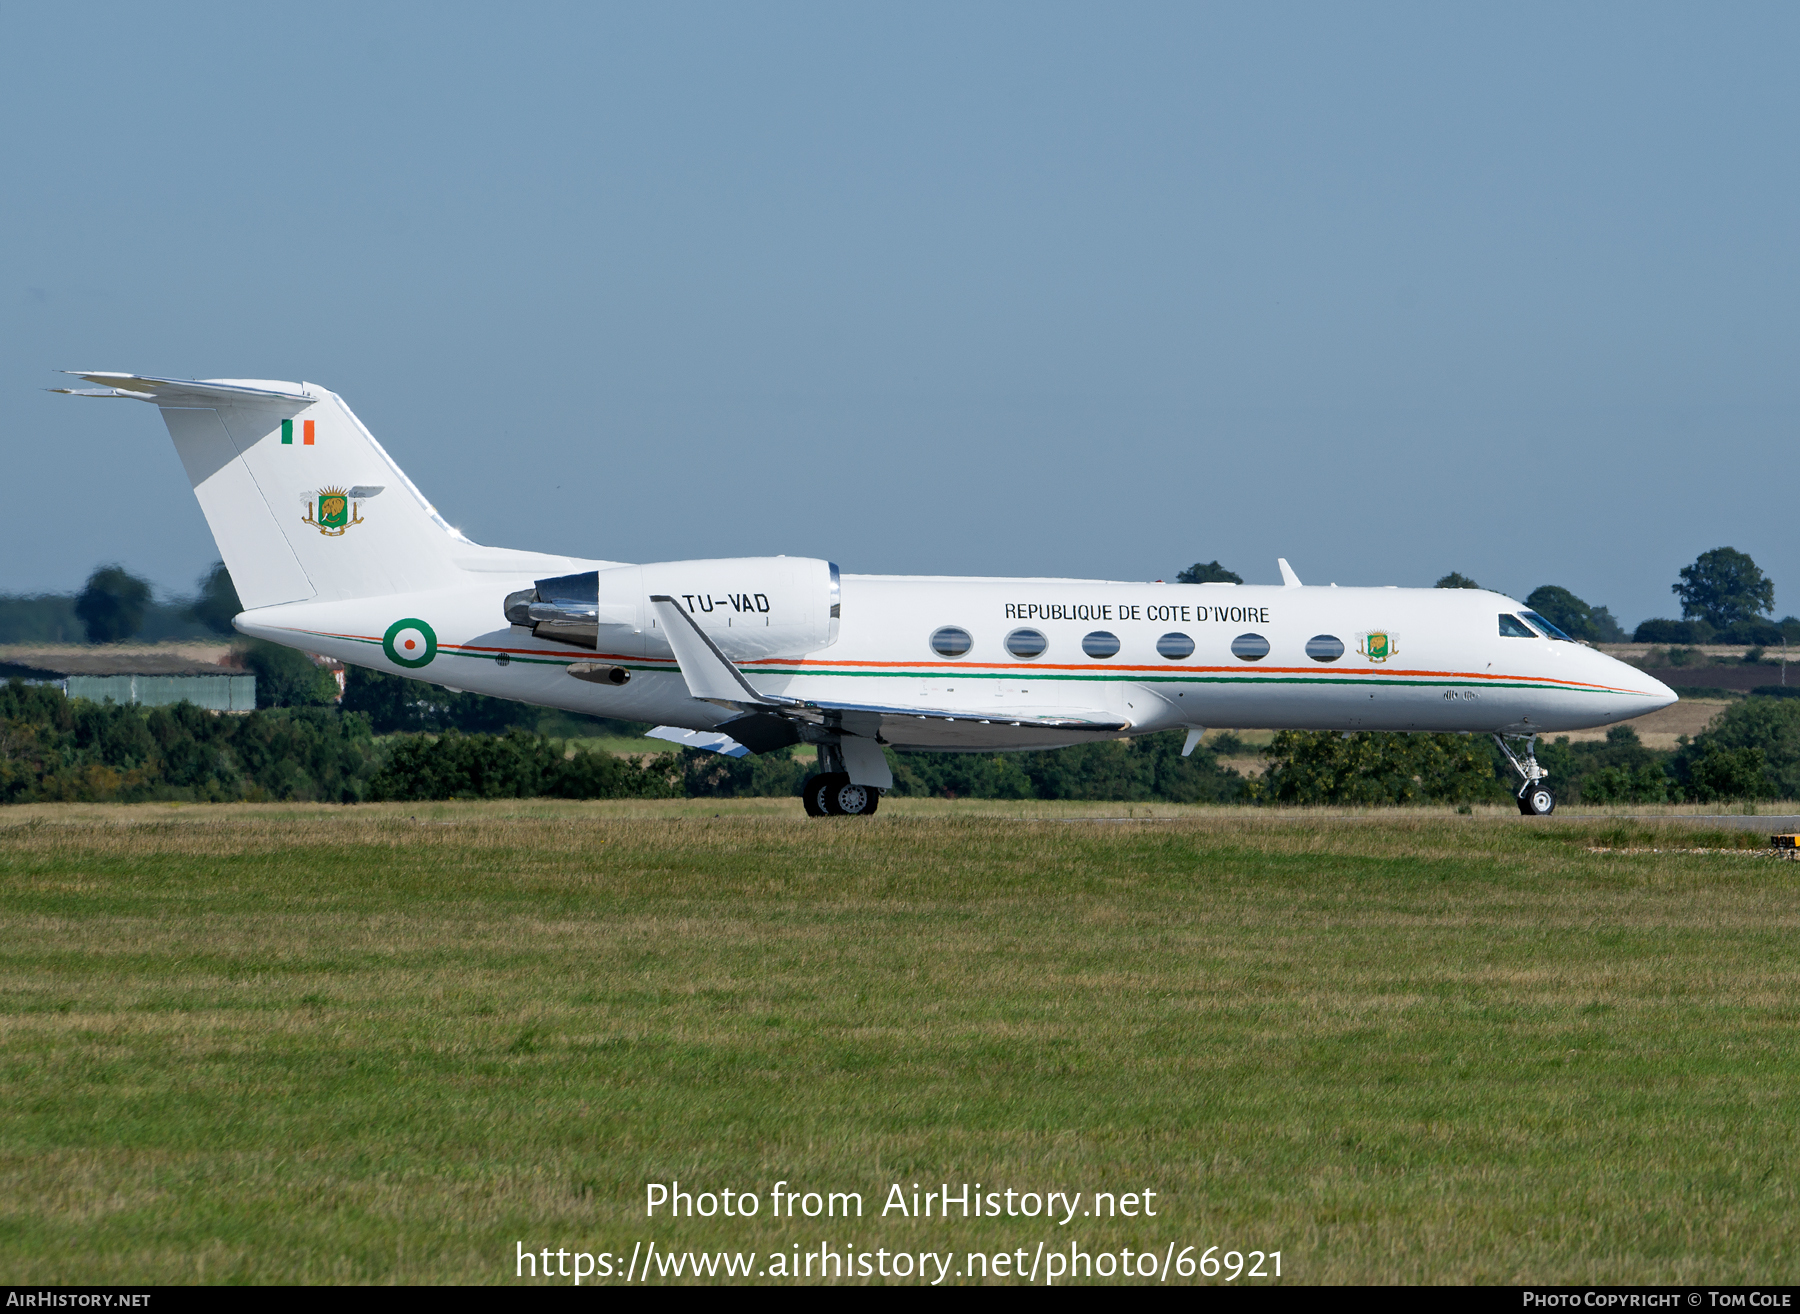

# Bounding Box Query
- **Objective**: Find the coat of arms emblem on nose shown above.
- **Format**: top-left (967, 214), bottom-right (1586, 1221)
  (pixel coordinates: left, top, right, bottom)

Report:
top-left (1358, 631), bottom-right (1396, 663)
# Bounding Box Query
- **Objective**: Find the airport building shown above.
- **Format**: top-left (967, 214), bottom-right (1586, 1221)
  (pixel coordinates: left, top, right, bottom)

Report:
top-left (0, 651), bottom-right (256, 712)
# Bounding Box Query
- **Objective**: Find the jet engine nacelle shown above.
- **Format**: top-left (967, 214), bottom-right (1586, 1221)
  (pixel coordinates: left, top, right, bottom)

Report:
top-left (505, 557), bottom-right (840, 661)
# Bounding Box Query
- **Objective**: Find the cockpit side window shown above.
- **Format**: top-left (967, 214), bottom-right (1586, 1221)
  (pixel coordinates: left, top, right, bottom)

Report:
top-left (1519, 610), bottom-right (1574, 641)
top-left (1498, 614), bottom-right (1537, 638)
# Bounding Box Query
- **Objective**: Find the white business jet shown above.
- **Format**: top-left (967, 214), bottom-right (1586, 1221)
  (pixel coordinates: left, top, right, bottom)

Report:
top-left (56, 373), bottom-right (1676, 816)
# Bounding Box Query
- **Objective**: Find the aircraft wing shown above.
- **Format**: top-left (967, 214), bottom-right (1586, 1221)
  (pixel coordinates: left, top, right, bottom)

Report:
top-left (647, 595), bottom-right (1129, 753)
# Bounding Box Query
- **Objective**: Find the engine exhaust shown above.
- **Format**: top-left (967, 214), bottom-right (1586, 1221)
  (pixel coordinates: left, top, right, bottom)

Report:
top-left (566, 662), bottom-right (631, 686)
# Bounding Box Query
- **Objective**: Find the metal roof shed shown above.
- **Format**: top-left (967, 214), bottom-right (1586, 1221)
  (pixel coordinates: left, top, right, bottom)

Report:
top-left (0, 653), bottom-right (255, 712)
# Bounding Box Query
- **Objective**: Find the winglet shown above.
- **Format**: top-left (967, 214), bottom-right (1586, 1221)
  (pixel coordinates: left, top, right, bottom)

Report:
top-left (1278, 558), bottom-right (1302, 588)
top-left (648, 595), bottom-right (795, 710)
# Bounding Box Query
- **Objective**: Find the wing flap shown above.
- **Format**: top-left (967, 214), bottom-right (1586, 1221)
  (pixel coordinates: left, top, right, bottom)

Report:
top-left (799, 697), bottom-right (1128, 733)
top-left (644, 726), bottom-right (750, 758)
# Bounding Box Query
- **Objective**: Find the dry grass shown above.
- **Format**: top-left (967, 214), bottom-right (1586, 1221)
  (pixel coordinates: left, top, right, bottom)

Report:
top-left (1559, 700), bottom-right (1732, 749)
top-left (3, 802), bottom-right (1798, 1284)
top-left (0, 641), bottom-right (236, 665)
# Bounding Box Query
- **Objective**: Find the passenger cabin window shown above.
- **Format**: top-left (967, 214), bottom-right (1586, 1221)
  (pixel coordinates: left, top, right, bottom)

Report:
top-left (1305, 634), bottom-right (1345, 662)
top-left (1082, 630), bottom-right (1120, 659)
top-left (1519, 610), bottom-right (1574, 641)
top-left (1231, 633), bottom-right (1270, 661)
top-left (930, 626), bottom-right (973, 658)
top-left (1156, 632), bottom-right (1195, 660)
top-left (1005, 628), bottom-right (1048, 660)
top-left (1498, 614), bottom-right (1536, 638)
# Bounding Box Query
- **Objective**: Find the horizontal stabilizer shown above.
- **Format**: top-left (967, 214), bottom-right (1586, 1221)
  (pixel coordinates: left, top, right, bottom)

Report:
top-left (51, 372), bottom-right (313, 404)
top-left (645, 726), bottom-right (750, 758)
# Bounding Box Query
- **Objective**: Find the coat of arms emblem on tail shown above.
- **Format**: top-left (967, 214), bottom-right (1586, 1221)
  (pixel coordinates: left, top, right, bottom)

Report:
top-left (302, 485), bottom-right (383, 536)
top-left (1357, 631), bottom-right (1396, 662)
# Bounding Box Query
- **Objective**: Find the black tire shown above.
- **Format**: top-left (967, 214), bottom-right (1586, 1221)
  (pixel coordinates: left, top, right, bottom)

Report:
top-left (1520, 785), bottom-right (1555, 816)
top-left (802, 774), bottom-right (829, 817)
top-left (813, 773), bottom-right (851, 816)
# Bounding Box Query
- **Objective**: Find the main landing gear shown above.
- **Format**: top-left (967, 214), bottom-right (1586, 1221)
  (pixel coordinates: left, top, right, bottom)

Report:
top-left (1493, 733), bottom-right (1555, 816)
top-left (801, 742), bottom-right (881, 817)
top-left (803, 773), bottom-right (881, 817)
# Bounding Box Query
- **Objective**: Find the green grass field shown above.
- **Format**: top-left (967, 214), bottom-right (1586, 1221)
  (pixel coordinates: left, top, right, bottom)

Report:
top-left (2, 800), bottom-right (1797, 1284)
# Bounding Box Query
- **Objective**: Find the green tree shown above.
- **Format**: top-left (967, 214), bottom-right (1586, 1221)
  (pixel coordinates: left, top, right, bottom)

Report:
top-left (1435, 572), bottom-right (1481, 589)
top-left (368, 730), bottom-right (674, 801)
top-left (884, 730), bottom-right (1244, 802)
top-left (72, 565), bottom-right (152, 644)
top-left (0, 595), bottom-right (84, 643)
top-left (1675, 696), bottom-right (1800, 798)
top-left (1674, 547), bottom-right (1774, 629)
top-left (1633, 618), bottom-right (1713, 645)
top-left (1525, 585), bottom-right (1599, 641)
top-left (342, 666), bottom-right (536, 734)
top-left (186, 561), bottom-right (241, 637)
top-left (0, 680), bottom-right (381, 804)
top-left (1684, 745), bottom-right (1771, 802)
top-left (1176, 560), bottom-right (1242, 584)
top-left (1587, 606), bottom-right (1630, 643)
top-left (1258, 731), bottom-right (1506, 805)
top-left (241, 641), bottom-right (341, 708)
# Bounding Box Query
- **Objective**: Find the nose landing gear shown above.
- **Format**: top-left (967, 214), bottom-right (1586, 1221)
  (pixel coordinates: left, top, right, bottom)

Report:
top-left (1493, 733), bottom-right (1555, 815)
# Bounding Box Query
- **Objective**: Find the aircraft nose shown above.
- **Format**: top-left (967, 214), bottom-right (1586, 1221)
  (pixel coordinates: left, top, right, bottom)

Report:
top-left (1596, 648), bottom-right (1677, 711)
top-left (1635, 668), bottom-right (1678, 711)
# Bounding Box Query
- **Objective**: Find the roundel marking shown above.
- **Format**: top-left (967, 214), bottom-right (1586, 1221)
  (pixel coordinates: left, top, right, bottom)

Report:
top-left (383, 617), bottom-right (438, 669)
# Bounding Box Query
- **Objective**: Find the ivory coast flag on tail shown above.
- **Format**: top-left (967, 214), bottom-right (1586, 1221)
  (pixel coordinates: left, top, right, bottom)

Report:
top-left (280, 419), bottom-right (315, 446)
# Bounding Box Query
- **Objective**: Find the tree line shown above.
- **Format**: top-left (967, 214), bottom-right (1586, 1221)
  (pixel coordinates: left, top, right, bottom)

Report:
top-left (0, 562), bottom-right (240, 645)
top-left (1176, 546), bottom-right (1794, 646)
top-left (5, 671), bottom-right (1796, 807)
top-left (0, 550), bottom-right (1793, 807)
top-left (6, 548), bottom-right (1788, 649)
top-left (1426, 547), bottom-right (1794, 645)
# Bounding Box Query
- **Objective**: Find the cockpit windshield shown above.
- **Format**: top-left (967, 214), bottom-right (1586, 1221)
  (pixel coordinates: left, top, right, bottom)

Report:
top-left (1498, 614), bottom-right (1537, 638)
top-left (1519, 610), bottom-right (1574, 641)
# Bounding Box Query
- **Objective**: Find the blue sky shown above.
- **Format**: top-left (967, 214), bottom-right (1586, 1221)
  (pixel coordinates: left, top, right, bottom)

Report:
top-left (4, 2), bottom-right (1795, 626)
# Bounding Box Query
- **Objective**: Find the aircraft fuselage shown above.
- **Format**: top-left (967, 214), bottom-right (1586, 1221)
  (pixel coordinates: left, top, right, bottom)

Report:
top-left (240, 573), bottom-right (1674, 752)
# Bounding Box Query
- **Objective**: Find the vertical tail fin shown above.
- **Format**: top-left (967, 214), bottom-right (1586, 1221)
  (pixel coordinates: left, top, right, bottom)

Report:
top-left (56, 373), bottom-right (469, 608)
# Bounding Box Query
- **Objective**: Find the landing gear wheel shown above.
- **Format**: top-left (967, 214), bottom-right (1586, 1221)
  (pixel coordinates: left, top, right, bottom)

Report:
top-left (802, 772), bottom-right (882, 817)
top-left (817, 774), bottom-right (880, 816)
top-left (830, 779), bottom-right (879, 816)
top-left (1519, 785), bottom-right (1556, 816)
top-left (1494, 734), bottom-right (1554, 821)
